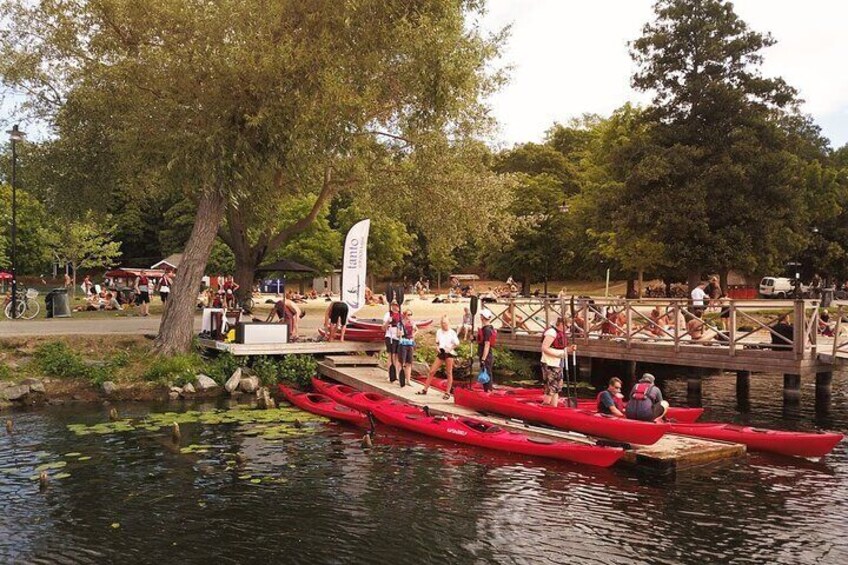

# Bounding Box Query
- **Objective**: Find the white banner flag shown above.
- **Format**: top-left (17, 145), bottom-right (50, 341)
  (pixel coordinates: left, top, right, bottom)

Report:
top-left (342, 219), bottom-right (370, 313)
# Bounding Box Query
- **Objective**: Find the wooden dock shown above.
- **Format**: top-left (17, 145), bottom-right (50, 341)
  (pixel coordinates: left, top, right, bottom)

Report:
top-left (317, 359), bottom-right (745, 476)
top-left (198, 338), bottom-right (383, 356)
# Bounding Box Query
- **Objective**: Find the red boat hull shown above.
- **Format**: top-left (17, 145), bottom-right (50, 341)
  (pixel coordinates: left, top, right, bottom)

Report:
top-left (278, 385), bottom-right (368, 426)
top-left (415, 376), bottom-right (703, 424)
top-left (349, 317), bottom-right (433, 330)
top-left (453, 388), bottom-right (669, 445)
top-left (370, 403), bottom-right (624, 467)
top-left (311, 377), bottom-right (418, 416)
top-left (669, 422), bottom-right (843, 458)
top-left (317, 327), bottom-right (384, 342)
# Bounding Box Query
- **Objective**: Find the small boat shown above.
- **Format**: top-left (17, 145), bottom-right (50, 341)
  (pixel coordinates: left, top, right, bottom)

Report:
top-left (278, 385), bottom-right (368, 426)
top-left (348, 317), bottom-right (434, 330)
top-left (453, 388), bottom-right (669, 445)
top-left (317, 327), bottom-right (385, 342)
top-left (669, 422), bottom-right (844, 458)
top-left (414, 376), bottom-right (703, 423)
top-left (370, 403), bottom-right (624, 467)
top-left (310, 377), bottom-right (418, 416)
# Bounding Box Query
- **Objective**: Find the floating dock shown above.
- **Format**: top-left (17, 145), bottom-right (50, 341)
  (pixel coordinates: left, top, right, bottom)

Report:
top-left (317, 357), bottom-right (746, 476)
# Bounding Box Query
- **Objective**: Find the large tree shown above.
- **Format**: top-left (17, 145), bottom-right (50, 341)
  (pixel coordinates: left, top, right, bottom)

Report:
top-left (626, 0), bottom-right (811, 286)
top-left (1, 0), bottom-right (505, 353)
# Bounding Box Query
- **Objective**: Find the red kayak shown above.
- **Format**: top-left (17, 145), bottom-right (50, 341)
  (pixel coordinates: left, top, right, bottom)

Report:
top-left (310, 377), bottom-right (418, 416)
top-left (349, 317), bottom-right (434, 330)
top-left (415, 376), bottom-right (703, 423)
top-left (370, 403), bottom-right (624, 467)
top-left (453, 388), bottom-right (669, 445)
top-left (278, 385), bottom-right (368, 426)
top-left (668, 422), bottom-right (843, 458)
top-left (317, 327), bottom-right (384, 342)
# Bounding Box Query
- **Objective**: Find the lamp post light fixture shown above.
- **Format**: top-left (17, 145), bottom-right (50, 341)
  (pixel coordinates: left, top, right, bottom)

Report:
top-left (7, 124), bottom-right (26, 320)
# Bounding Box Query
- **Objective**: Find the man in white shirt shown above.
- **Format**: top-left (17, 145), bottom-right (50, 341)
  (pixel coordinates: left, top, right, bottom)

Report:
top-left (690, 281), bottom-right (707, 307)
top-left (540, 317), bottom-right (576, 407)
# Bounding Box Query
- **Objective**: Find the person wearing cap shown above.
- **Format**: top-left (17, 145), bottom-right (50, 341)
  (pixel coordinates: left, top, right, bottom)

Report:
top-left (539, 316), bottom-right (574, 406)
top-left (382, 300), bottom-right (403, 382)
top-left (625, 373), bottom-right (669, 422)
top-left (476, 309), bottom-right (497, 392)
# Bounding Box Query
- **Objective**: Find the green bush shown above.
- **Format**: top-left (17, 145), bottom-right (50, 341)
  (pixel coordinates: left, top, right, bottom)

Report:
top-left (492, 347), bottom-right (534, 380)
top-left (34, 342), bottom-right (88, 379)
top-left (0, 364), bottom-right (11, 380)
top-left (142, 353), bottom-right (202, 387)
top-left (204, 352), bottom-right (247, 385)
top-left (250, 356), bottom-right (280, 387)
top-left (276, 355), bottom-right (317, 388)
top-left (413, 345), bottom-right (437, 365)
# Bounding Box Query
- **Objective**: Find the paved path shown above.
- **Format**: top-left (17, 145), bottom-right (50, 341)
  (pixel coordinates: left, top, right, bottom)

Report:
top-left (0, 316), bottom-right (193, 337)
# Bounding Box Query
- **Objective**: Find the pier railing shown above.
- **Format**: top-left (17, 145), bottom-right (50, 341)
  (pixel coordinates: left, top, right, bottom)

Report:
top-left (488, 297), bottom-right (841, 360)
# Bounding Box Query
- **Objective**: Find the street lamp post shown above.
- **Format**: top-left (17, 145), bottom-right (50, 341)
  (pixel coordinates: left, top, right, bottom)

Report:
top-left (7, 125), bottom-right (26, 320)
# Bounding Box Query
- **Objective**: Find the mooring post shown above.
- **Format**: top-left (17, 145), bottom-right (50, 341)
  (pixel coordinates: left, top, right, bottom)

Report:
top-left (626, 360), bottom-right (637, 382)
top-left (736, 370), bottom-right (750, 412)
top-left (783, 373), bottom-right (801, 402)
top-left (687, 369), bottom-right (702, 407)
top-left (815, 371), bottom-right (833, 414)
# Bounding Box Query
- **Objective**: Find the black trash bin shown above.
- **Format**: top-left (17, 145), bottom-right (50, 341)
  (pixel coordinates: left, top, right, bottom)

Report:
top-left (46, 288), bottom-right (71, 318)
top-left (821, 287), bottom-right (834, 308)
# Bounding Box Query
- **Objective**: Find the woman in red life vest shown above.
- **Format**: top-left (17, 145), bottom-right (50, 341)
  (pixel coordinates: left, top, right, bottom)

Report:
top-left (134, 270), bottom-right (151, 317)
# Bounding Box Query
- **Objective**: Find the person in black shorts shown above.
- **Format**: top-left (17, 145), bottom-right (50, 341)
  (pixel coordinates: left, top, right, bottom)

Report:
top-left (324, 301), bottom-right (349, 341)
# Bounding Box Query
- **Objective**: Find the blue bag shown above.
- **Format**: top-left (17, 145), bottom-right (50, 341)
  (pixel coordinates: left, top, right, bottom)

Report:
top-left (477, 368), bottom-right (491, 384)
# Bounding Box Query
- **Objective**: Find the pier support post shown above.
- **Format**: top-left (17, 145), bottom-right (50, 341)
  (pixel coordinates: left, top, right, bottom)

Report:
top-left (783, 374), bottom-right (801, 402)
top-left (687, 371), bottom-right (702, 407)
top-left (815, 371), bottom-right (832, 415)
top-left (736, 370), bottom-right (750, 412)
top-left (626, 360), bottom-right (637, 382)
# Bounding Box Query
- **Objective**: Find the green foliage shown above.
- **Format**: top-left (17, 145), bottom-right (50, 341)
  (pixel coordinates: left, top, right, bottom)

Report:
top-left (0, 363), bottom-right (11, 380)
top-left (142, 354), bottom-right (202, 387)
top-left (203, 352), bottom-right (247, 386)
top-left (34, 342), bottom-right (88, 379)
top-left (0, 183), bottom-right (52, 274)
top-left (250, 356), bottom-right (281, 388)
top-left (492, 348), bottom-right (535, 380)
top-left (46, 210), bottom-right (122, 297)
top-left (413, 345), bottom-right (437, 365)
top-left (275, 355), bottom-right (317, 389)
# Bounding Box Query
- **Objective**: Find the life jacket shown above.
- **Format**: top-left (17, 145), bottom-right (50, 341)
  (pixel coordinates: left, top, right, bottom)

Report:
top-left (477, 325), bottom-right (497, 346)
top-left (630, 382), bottom-right (656, 403)
top-left (542, 327), bottom-right (567, 349)
top-left (400, 319), bottom-right (414, 339)
top-left (596, 390), bottom-right (625, 413)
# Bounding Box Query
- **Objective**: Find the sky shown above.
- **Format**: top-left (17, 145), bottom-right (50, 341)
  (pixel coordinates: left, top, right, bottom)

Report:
top-left (476, 0), bottom-right (848, 149)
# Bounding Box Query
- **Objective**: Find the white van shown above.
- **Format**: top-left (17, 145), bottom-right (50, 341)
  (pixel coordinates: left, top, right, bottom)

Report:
top-left (759, 277), bottom-right (795, 298)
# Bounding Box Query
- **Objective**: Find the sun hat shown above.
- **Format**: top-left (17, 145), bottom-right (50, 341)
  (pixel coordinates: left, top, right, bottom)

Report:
top-left (639, 373), bottom-right (655, 384)
top-left (480, 309), bottom-right (494, 320)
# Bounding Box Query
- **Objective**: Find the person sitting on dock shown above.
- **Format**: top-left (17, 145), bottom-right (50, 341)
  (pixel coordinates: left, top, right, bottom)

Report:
top-left (539, 317), bottom-right (574, 407)
top-left (770, 314), bottom-right (794, 349)
top-left (597, 377), bottom-right (626, 417)
top-left (625, 373), bottom-right (668, 423)
top-left (324, 301), bottom-right (349, 341)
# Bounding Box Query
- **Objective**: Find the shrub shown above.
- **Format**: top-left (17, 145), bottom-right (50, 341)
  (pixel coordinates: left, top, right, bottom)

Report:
top-left (204, 352), bottom-right (247, 385)
top-left (413, 345), bottom-right (437, 365)
top-left (492, 348), bottom-right (534, 380)
top-left (251, 356), bottom-right (280, 387)
top-left (34, 342), bottom-right (88, 379)
top-left (276, 355), bottom-right (317, 388)
top-left (0, 364), bottom-right (11, 380)
top-left (142, 353), bottom-right (202, 387)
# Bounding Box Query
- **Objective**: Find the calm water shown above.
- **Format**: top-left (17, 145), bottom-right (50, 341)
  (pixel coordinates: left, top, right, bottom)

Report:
top-left (2, 371), bottom-right (848, 564)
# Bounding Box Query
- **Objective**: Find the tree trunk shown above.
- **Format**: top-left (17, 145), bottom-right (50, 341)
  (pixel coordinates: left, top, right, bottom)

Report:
top-left (155, 191), bottom-right (226, 355)
top-left (687, 270), bottom-right (701, 293)
top-left (626, 276), bottom-right (636, 299)
top-left (637, 269), bottom-right (644, 298)
top-left (719, 268), bottom-right (729, 297)
top-left (234, 256), bottom-right (260, 303)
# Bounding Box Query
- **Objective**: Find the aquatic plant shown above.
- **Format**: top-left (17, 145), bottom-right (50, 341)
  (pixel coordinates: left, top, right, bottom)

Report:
top-left (142, 353), bottom-right (203, 386)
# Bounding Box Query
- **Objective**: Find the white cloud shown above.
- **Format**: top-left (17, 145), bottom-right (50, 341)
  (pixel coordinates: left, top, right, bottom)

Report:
top-left (479, 0), bottom-right (848, 148)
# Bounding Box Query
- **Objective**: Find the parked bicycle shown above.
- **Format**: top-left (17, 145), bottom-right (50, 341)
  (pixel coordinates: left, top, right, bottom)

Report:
top-left (3, 287), bottom-right (40, 320)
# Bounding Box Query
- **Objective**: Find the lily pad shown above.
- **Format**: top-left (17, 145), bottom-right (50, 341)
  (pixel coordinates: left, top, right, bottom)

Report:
top-left (250, 478), bottom-right (262, 484)
top-left (35, 461), bottom-right (67, 472)
top-left (64, 452), bottom-right (82, 458)
top-left (54, 472), bottom-right (71, 480)
top-left (77, 456), bottom-right (92, 461)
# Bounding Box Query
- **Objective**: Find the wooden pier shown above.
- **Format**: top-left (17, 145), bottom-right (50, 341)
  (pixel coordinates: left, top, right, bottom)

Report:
top-left (317, 358), bottom-right (745, 476)
top-left (489, 297), bottom-right (848, 405)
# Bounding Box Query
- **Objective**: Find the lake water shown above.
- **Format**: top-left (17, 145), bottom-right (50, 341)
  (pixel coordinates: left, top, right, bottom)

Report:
top-left (1, 371), bottom-right (847, 564)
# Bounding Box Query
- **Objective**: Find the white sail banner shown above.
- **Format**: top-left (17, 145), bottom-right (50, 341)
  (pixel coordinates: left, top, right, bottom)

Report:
top-left (342, 219), bottom-right (370, 313)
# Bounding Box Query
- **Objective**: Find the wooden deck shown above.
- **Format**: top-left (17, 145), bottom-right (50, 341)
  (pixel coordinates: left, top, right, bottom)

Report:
top-left (198, 338), bottom-right (383, 356)
top-left (317, 360), bottom-right (745, 476)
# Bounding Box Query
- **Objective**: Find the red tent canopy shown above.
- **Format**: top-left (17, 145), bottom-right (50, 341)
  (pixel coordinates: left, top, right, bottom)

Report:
top-left (0, 271), bottom-right (13, 280)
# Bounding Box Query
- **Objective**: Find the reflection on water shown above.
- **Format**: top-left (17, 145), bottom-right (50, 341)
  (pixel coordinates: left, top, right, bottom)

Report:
top-left (0, 371), bottom-right (847, 564)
